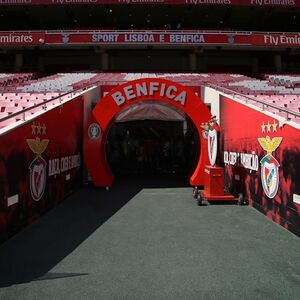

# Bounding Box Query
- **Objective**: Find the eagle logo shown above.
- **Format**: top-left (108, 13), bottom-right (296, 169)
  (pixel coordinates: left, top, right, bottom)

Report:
top-left (62, 34), bottom-right (70, 44)
top-left (27, 137), bottom-right (49, 201)
top-left (258, 136), bottom-right (282, 199)
top-left (200, 122), bottom-right (209, 139)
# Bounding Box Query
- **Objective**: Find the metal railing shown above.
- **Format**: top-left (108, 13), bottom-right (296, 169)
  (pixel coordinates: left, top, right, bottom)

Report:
top-left (0, 82), bottom-right (99, 132)
top-left (1, 78), bottom-right (299, 134)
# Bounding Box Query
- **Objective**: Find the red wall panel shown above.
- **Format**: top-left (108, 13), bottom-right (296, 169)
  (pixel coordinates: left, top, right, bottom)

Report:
top-left (220, 96), bottom-right (300, 235)
top-left (0, 98), bottom-right (83, 243)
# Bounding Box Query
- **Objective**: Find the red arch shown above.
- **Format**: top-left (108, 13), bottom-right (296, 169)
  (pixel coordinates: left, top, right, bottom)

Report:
top-left (83, 78), bottom-right (212, 187)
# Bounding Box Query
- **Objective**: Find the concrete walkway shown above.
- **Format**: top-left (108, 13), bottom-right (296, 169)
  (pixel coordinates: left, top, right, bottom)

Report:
top-left (0, 177), bottom-right (299, 299)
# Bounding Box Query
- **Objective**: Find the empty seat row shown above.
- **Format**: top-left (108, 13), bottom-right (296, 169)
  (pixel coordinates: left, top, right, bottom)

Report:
top-left (0, 73), bottom-right (35, 88)
top-left (266, 74), bottom-right (300, 88)
top-left (15, 73), bottom-right (98, 93)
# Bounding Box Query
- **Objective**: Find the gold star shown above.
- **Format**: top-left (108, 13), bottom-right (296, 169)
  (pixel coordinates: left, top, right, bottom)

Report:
top-left (266, 121), bottom-right (272, 133)
top-left (37, 123), bottom-right (42, 135)
top-left (31, 122), bottom-right (36, 135)
top-left (261, 122), bottom-right (266, 133)
top-left (272, 120), bottom-right (278, 132)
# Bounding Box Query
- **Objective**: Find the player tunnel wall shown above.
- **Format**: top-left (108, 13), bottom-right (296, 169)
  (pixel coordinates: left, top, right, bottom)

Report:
top-left (83, 78), bottom-right (212, 187)
top-left (220, 96), bottom-right (300, 236)
top-left (0, 95), bottom-right (86, 244)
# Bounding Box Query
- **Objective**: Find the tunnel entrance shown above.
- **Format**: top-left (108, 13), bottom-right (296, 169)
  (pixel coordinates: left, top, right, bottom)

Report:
top-left (84, 78), bottom-right (212, 187)
top-left (106, 118), bottom-right (199, 181)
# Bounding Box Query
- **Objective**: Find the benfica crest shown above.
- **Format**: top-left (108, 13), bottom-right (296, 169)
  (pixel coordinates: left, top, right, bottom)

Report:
top-left (208, 129), bottom-right (218, 166)
top-left (200, 122), bottom-right (209, 140)
top-left (201, 116), bottom-right (218, 166)
top-left (27, 136), bottom-right (49, 201)
top-left (88, 123), bottom-right (101, 139)
top-left (258, 136), bottom-right (282, 199)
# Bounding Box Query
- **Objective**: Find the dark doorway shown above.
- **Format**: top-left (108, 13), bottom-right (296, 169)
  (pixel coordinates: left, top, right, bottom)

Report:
top-left (106, 119), bottom-right (199, 180)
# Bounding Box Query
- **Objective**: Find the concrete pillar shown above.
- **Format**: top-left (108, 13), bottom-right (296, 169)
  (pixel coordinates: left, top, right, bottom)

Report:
top-left (101, 51), bottom-right (109, 71)
top-left (14, 53), bottom-right (23, 72)
top-left (252, 57), bottom-right (259, 74)
top-left (274, 54), bottom-right (282, 73)
top-left (196, 49), bottom-right (206, 72)
top-left (189, 52), bottom-right (197, 72)
top-left (38, 56), bottom-right (45, 73)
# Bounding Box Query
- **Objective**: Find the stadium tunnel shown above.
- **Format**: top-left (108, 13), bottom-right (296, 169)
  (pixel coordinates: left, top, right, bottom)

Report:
top-left (106, 101), bottom-right (199, 179)
top-left (84, 78), bottom-right (212, 187)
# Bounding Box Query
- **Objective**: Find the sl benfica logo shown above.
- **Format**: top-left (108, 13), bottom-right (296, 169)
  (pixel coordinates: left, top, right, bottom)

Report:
top-left (258, 122), bottom-right (282, 199)
top-left (88, 123), bottom-right (101, 139)
top-left (200, 122), bottom-right (209, 140)
top-left (202, 116), bottom-right (218, 166)
top-left (208, 129), bottom-right (217, 167)
top-left (27, 123), bottom-right (49, 201)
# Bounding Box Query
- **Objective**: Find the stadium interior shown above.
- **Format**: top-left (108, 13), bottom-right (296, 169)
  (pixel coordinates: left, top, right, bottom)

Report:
top-left (0, 2), bottom-right (300, 298)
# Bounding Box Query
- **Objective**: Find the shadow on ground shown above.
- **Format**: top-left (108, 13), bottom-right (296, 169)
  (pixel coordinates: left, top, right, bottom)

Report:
top-left (0, 174), bottom-right (188, 287)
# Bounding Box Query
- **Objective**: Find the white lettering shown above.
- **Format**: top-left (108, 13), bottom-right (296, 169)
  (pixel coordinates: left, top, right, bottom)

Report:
top-left (185, 0), bottom-right (232, 5)
top-left (111, 81), bottom-right (186, 107)
top-left (166, 86), bottom-right (177, 99)
top-left (263, 35), bottom-right (278, 45)
top-left (124, 33), bottom-right (154, 43)
top-left (224, 151), bottom-right (229, 165)
top-left (185, 0), bottom-right (295, 5)
top-left (61, 157), bottom-right (69, 173)
top-left (0, 0), bottom-right (32, 4)
top-left (48, 153), bottom-right (80, 177)
top-left (136, 82), bottom-right (148, 97)
top-left (92, 34), bottom-right (119, 43)
top-left (223, 150), bottom-right (258, 173)
top-left (51, 0), bottom-right (98, 4)
top-left (160, 83), bottom-right (166, 97)
top-left (112, 91), bottom-right (126, 106)
top-left (149, 82), bottom-right (160, 95)
top-left (0, 34), bottom-right (33, 44)
top-left (48, 159), bottom-right (60, 176)
top-left (174, 91), bottom-right (186, 105)
top-left (124, 85), bottom-right (135, 100)
top-left (249, 0), bottom-right (295, 6)
top-left (170, 34), bottom-right (205, 44)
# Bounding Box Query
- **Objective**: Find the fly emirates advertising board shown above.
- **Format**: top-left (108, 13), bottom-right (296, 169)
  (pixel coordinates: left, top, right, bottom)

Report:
top-left (0, 0), bottom-right (298, 7)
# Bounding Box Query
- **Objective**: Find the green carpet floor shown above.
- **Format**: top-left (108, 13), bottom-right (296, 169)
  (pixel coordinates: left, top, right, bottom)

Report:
top-left (0, 176), bottom-right (299, 299)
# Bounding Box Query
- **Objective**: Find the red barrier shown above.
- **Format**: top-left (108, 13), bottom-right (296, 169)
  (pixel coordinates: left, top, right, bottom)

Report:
top-left (220, 96), bottom-right (300, 235)
top-left (0, 98), bottom-right (83, 243)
